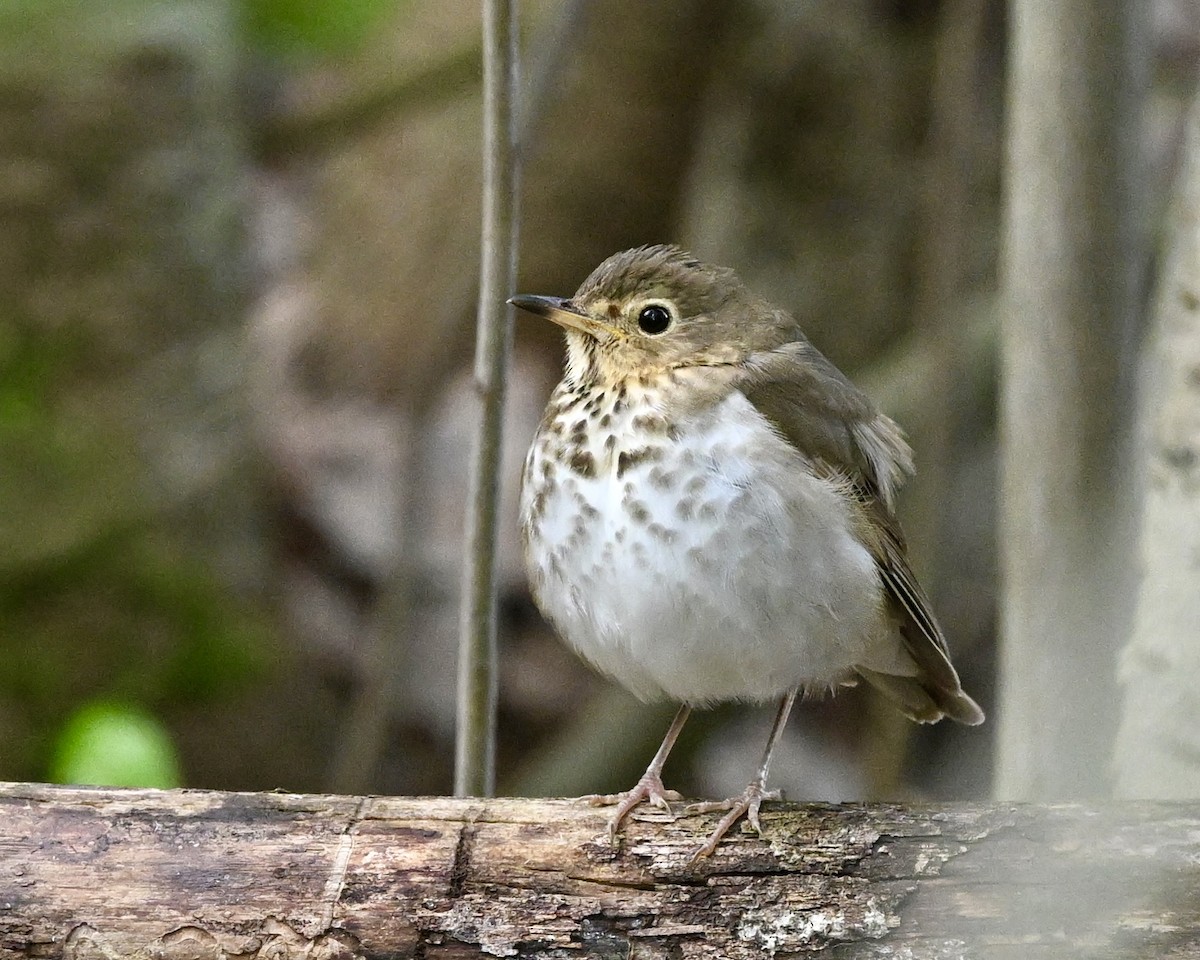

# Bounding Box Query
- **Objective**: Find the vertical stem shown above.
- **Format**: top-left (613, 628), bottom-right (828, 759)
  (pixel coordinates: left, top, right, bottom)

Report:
top-left (456, 0), bottom-right (520, 797)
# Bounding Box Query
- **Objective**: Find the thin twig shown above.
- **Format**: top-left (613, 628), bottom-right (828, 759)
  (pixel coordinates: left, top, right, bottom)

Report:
top-left (455, 0), bottom-right (519, 797)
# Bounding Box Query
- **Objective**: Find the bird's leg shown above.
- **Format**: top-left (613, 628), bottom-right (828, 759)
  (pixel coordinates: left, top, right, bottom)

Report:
top-left (585, 703), bottom-right (691, 843)
top-left (687, 689), bottom-right (798, 860)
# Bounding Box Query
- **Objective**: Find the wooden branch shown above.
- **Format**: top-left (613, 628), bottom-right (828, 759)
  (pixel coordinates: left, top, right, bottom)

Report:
top-left (3, 784), bottom-right (1200, 958)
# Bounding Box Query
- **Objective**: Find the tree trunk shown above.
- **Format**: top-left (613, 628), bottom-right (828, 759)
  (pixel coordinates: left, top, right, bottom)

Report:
top-left (996, 0), bottom-right (1145, 799)
top-left (3, 783), bottom-right (1200, 958)
top-left (1113, 88), bottom-right (1200, 798)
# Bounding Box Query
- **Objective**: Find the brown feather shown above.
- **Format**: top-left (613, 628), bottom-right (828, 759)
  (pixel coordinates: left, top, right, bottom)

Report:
top-left (737, 342), bottom-right (984, 726)
top-left (741, 339), bottom-right (911, 508)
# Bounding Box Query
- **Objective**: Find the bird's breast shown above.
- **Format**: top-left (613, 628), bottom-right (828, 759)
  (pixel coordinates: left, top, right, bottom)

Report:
top-left (521, 379), bottom-right (887, 703)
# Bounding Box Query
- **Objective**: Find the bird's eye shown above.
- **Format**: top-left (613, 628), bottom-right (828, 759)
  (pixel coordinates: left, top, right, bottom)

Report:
top-left (636, 304), bottom-right (672, 335)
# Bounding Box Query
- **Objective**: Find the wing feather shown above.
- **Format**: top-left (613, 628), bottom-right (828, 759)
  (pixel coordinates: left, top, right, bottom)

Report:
top-left (737, 337), bottom-right (983, 726)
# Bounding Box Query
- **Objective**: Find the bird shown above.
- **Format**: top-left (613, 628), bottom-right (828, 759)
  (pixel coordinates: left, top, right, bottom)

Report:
top-left (510, 244), bottom-right (983, 859)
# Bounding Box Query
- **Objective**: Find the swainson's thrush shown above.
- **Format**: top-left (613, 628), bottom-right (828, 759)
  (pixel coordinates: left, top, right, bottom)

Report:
top-left (511, 245), bottom-right (983, 859)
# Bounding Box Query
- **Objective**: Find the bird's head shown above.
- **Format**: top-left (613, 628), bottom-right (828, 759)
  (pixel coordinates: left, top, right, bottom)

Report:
top-left (511, 245), bottom-right (792, 386)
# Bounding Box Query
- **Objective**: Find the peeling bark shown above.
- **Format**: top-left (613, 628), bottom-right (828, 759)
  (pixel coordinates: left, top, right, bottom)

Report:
top-left (1113, 88), bottom-right (1200, 799)
top-left (1, 784), bottom-right (1199, 958)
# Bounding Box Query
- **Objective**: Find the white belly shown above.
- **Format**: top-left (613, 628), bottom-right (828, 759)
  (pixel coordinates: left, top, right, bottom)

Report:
top-left (521, 386), bottom-right (895, 704)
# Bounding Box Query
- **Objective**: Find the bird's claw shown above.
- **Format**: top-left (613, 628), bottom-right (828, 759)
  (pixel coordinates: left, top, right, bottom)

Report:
top-left (583, 773), bottom-right (683, 842)
top-left (685, 781), bottom-right (781, 860)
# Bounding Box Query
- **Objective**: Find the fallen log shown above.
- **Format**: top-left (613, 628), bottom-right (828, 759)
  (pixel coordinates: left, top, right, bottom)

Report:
top-left (1, 783), bottom-right (1198, 958)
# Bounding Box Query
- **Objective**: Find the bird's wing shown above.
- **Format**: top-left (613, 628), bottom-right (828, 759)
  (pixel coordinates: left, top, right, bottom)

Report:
top-left (738, 340), bottom-right (912, 509)
top-left (737, 339), bottom-right (984, 726)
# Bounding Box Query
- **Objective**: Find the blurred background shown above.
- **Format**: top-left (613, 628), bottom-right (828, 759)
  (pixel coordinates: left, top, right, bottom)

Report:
top-left (1, 0), bottom-right (1196, 804)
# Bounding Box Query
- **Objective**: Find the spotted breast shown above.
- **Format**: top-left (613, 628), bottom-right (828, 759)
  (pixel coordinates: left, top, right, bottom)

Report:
top-left (520, 371), bottom-right (912, 705)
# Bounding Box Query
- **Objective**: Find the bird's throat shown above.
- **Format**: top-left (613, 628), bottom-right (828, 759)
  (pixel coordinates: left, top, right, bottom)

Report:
top-left (563, 331), bottom-right (595, 387)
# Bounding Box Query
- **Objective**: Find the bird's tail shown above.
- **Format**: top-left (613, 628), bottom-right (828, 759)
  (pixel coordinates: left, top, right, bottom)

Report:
top-left (854, 667), bottom-right (985, 726)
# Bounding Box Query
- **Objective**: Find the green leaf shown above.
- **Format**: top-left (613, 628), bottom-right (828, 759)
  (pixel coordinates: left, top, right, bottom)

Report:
top-left (51, 701), bottom-right (183, 788)
top-left (242, 0), bottom-right (401, 58)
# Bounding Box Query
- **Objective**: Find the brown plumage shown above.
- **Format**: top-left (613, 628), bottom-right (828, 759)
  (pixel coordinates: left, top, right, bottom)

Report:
top-left (512, 244), bottom-right (982, 859)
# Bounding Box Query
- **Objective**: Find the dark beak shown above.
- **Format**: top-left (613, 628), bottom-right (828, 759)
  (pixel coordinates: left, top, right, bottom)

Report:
top-left (508, 294), bottom-right (621, 339)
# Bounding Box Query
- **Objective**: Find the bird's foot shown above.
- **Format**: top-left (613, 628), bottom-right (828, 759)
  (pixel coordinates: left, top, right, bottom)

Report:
top-left (584, 773), bottom-right (684, 843)
top-left (685, 780), bottom-right (781, 860)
